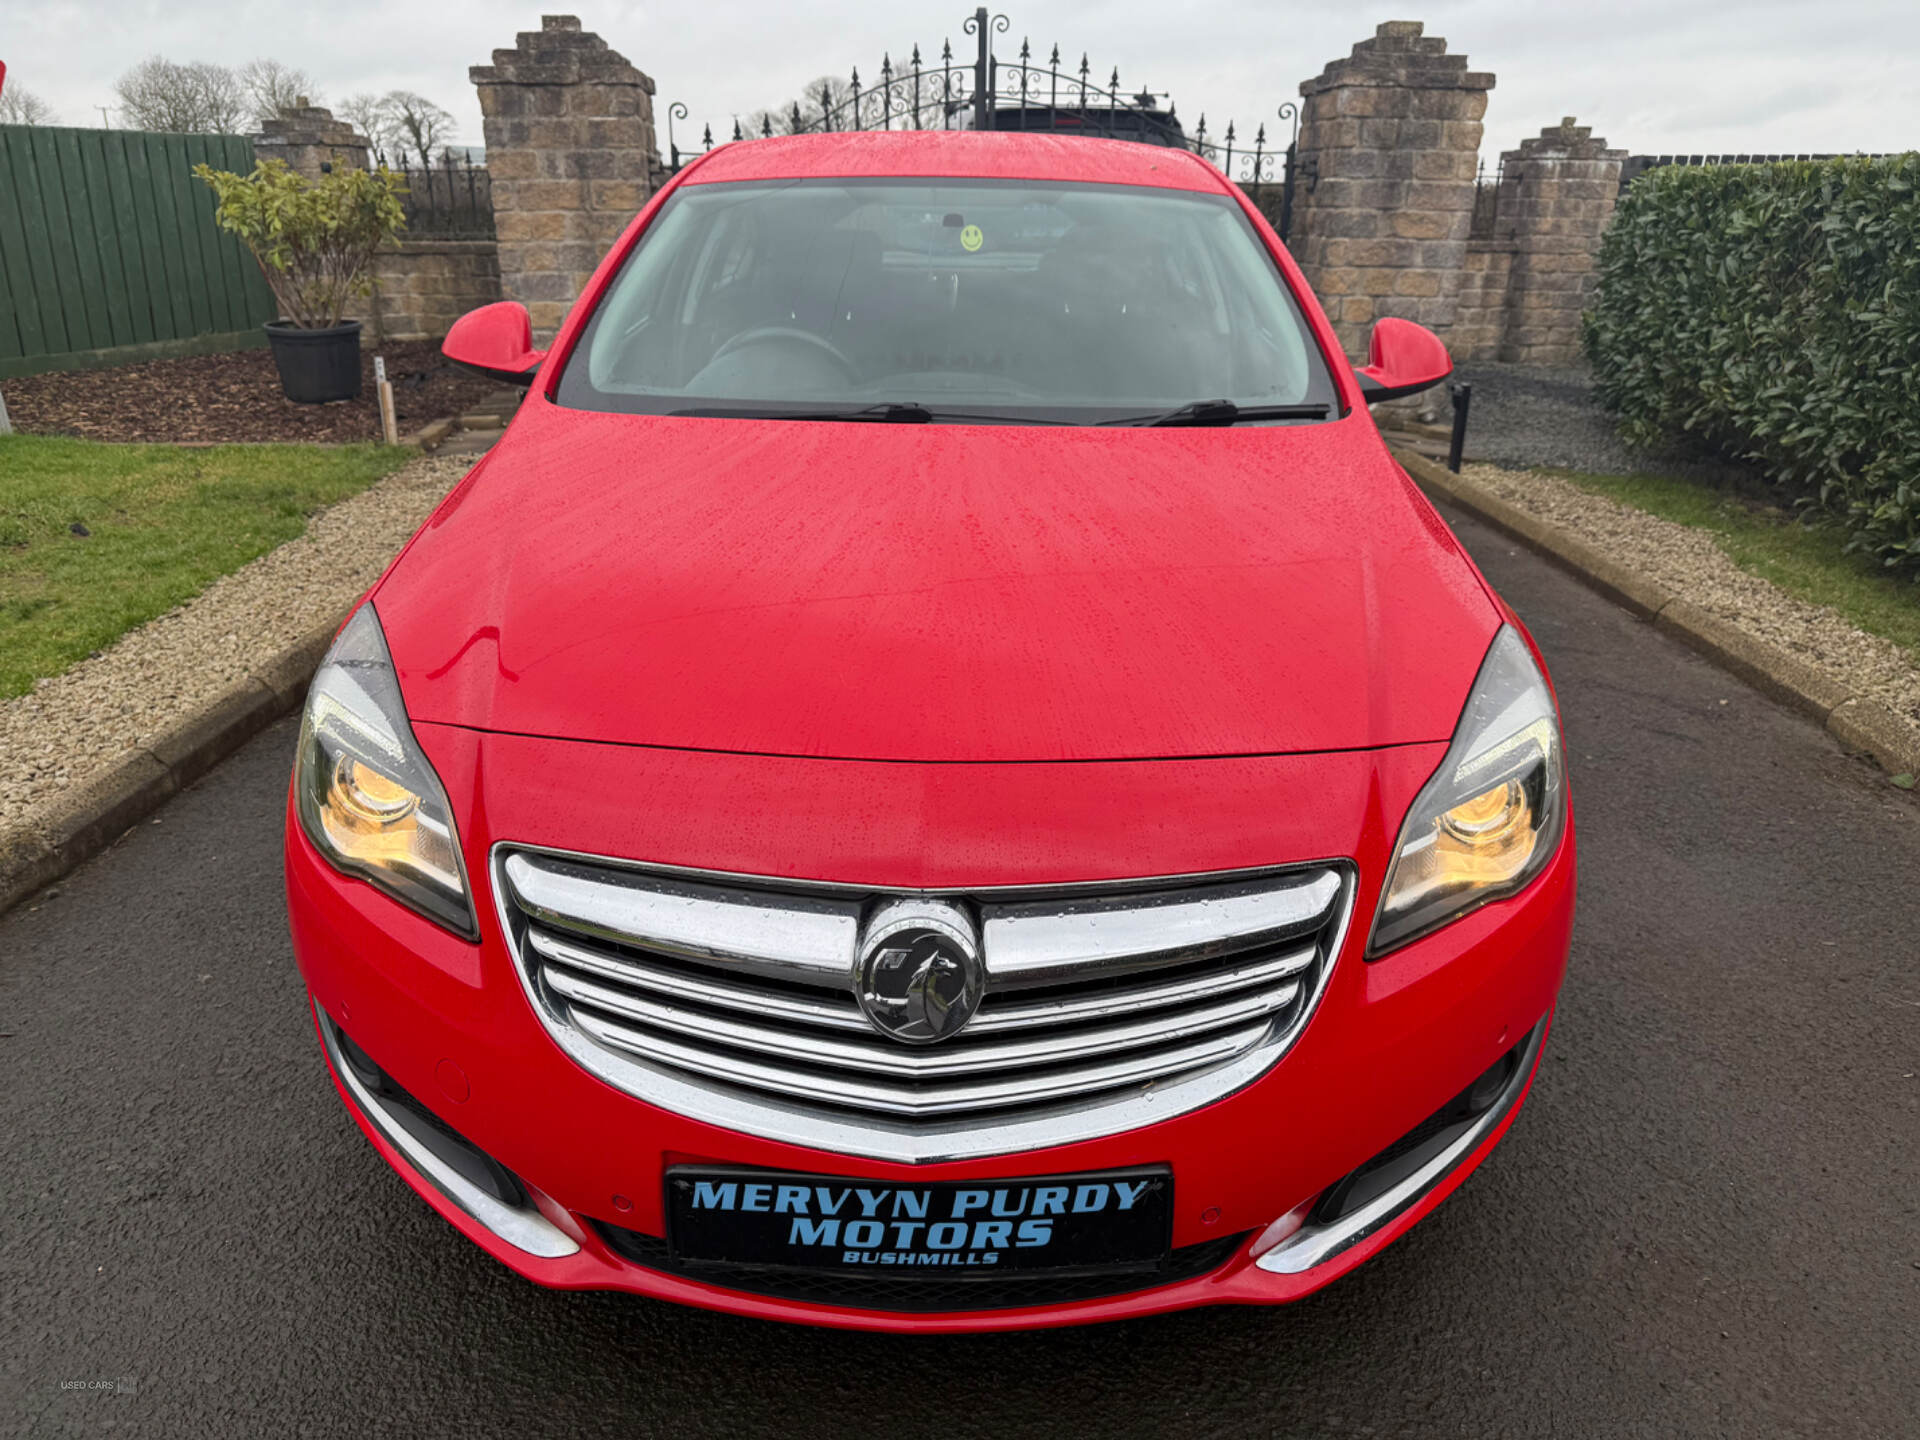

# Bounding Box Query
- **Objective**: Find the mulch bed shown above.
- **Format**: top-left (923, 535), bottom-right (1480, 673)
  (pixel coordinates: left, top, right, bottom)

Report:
top-left (2, 340), bottom-right (504, 444)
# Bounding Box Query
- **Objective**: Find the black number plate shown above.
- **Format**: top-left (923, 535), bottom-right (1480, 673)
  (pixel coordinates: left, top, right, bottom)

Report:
top-left (665, 1166), bottom-right (1172, 1276)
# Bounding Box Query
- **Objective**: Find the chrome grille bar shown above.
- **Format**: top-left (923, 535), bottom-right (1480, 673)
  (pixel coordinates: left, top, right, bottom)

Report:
top-left (526, 929), bottom-right (872, 1032)
top-left (570, 1007), bottom-right (1273, 1117)
top-left (495, 846), bottom-right (1353, 1163)
top-left (980, 871), bottom-right (1343, 988)
top-left (530, 924), bottom-right (1316, 1040)
top-left (545, 965), bottom-right (1302, 1079)
top-left (966, 942), bottom-right (1316, 1033)
top-left (502, 852), bottom-right (860, 984)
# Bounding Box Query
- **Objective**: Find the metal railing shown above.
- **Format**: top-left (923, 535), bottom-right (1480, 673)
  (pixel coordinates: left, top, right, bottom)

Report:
top-left (1190, 107), bottom-right (1298, 240)
top-left (663, 7), bottom-right (1300, 241)
top-left (374, 149), bottom-right (494, 239)
top-left (1469, 156), bottom-right (1506, 241)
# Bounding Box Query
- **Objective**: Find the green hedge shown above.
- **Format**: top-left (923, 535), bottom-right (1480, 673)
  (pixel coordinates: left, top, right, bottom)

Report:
top-left (1583, 155), bottom-right (1920, 575)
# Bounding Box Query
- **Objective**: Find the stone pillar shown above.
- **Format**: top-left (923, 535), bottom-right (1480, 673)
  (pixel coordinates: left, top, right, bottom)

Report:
top-left (253, 100), bottom-right (370, 180)
top-left (471, 15), bottom-right (658, 341)
top-left (1496, 118), bottom-right (1625, 365)
top-left (1288, 21), bottom-right (1493, 362)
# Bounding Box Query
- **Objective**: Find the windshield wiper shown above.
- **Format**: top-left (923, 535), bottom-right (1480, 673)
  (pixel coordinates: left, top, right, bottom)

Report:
top-left (663, 403), bottom-right (1078, 425)
top-left (668, 402), bottom-right (938, 422)
top-left (1098, 399), bottom-right (1332, 427)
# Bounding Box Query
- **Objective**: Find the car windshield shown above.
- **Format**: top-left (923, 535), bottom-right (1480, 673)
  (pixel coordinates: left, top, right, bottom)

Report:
top-left (554, 177), bottom-right (1337, 424)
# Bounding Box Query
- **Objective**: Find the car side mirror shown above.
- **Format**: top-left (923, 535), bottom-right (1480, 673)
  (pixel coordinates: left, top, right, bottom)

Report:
top-left (1354, 317), bottom-right (1452, 404)
top-left (443, 302), bottom-right (549, 388)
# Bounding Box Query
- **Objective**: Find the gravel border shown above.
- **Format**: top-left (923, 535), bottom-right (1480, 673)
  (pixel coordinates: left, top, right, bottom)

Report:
top-left (0, 453), bottom-right (473, 914)
top-left (1400, 448), bottom-right (1920, 780)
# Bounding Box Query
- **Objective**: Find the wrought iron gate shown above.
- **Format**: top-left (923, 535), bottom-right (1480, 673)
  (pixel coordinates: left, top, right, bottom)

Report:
top-left (664, 8), bottom-right (1299, 241)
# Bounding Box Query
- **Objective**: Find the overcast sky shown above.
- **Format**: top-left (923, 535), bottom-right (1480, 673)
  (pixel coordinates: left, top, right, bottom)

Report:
top-left (8, 0), bottom-right (1916, 165)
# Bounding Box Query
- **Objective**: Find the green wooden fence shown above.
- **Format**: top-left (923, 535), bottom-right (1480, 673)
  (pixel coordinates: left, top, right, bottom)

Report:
top-left (0, 125), bottom-right (277, 379)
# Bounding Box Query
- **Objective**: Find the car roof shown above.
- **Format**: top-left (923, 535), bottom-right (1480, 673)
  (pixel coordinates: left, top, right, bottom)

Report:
top-left (679, 131), bottom-right (1229, 194)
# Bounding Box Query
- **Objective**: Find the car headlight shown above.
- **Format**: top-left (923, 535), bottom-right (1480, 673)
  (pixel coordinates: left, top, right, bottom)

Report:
top-left (1369, 625), bottom-right (1566, 955)
top-left (294, 603), bottom-right (477, 937)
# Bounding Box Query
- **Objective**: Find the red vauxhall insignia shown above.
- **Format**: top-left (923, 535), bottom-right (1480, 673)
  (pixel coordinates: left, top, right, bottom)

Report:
top-left (285, 132), bottom-right (1575, 1331)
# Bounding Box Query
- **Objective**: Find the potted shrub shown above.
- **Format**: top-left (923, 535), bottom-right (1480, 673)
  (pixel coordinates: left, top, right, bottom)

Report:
top-left (194, 158), bottom-right (406, 404)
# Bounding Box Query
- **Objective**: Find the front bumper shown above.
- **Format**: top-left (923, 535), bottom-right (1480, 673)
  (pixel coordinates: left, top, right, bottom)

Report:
top-left (287, 730), bottom-right (1574, 1332)
top-left (312, 991), bottom-right (1551, 1329)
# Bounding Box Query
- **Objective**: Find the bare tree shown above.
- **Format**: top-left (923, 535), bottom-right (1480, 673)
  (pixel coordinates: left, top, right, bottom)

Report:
top-left (0, 84), bottom-right (58, 126)
top-left (113, 57), bottom-right (249, 133)
top-left (238, 58), bottom-right (321, 125)
top-left (381, 91), bottom-right (455, 170)
top-left (337, 91), bottom-right (390, 148)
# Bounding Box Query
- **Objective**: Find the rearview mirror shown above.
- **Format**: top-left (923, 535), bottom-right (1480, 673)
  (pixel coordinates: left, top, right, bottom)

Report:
top-left (1354, 318), bottom-right (1452, 404)
top-left (443, 302), bottom-right (549, 387)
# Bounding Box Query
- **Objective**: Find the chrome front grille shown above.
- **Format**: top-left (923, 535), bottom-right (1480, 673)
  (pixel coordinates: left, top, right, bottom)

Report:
top-left (495, 848), bottom-right (1353, 1164)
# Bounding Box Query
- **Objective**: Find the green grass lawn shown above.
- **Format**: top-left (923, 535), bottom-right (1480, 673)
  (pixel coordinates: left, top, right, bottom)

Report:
top-left (0, 436), bottom-right (411, 698)
top-left (1543, 467), bottom-right (1920, 667)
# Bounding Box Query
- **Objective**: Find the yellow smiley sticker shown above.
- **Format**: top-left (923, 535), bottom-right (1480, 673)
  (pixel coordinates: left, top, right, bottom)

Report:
top-left (960, 224), bottom-right (984, 253)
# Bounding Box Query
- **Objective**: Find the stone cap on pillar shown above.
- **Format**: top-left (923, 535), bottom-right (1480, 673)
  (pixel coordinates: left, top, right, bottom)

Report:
top-left (470, 14), bottom-right (655, 94)
top-left (253, 101), bottom-right (371, 178)
top-left (1503, 116), bottom-right (1627, 163)
top-left (1301, 21), bottom-right (1494, 94)
top-left (255, 101), bottom-right (370, 152)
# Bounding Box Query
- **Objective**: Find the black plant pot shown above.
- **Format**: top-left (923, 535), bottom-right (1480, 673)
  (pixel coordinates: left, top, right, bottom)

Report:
top-left (264, 320), bottom-right (363, 404)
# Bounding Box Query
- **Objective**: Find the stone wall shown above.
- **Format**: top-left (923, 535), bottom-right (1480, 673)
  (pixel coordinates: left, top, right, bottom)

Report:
top-left (1496, 119), bottom-right (1625, 364)
top-left (1451, 119), bottom-right (1624, 365)
top-left (471, 15), bottom-right (659, 341)
top-left (1452, 241), bottom-right (1513, 362)
top-left (255, 100), bottom-right (369, 178)
top-left (369, 239), bottom-right (503, 342)
top-left (1288, 21), bottom-right (1493, 362)
top-left (1284, 28), bottom-right (1627, 375)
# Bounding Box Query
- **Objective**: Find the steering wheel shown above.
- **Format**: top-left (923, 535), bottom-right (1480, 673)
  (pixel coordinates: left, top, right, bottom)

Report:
top-left (708, 326), bottom-right (856, 379)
